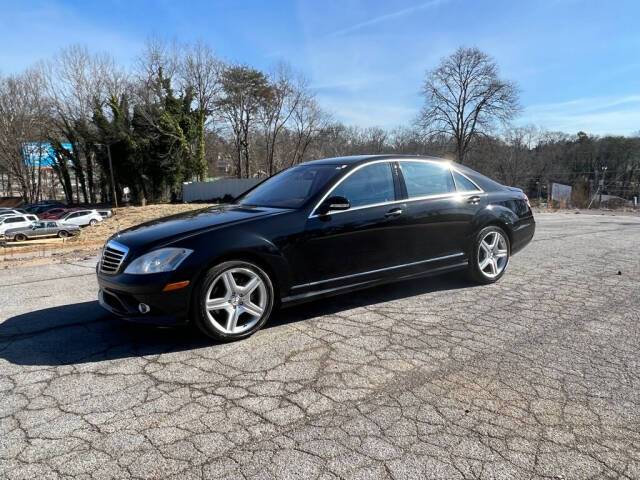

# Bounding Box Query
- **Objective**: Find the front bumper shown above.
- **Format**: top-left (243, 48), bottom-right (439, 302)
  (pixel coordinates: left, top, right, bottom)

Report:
top-left (97, 272), bottom-right (192, 326)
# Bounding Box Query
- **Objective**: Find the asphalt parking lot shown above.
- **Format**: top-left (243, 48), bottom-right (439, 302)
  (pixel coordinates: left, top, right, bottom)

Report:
top-left (1, 213), bottom-right (639, 479)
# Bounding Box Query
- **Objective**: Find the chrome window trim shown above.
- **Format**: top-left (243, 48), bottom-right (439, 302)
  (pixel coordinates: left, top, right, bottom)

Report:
top-left (450, 166), bottom-right (483, 192)
top-left (309, 158), bottom-right (484, 219)
top-left (309, 159), bottom-right (395, 219)
top-left (291, 251), bottom-right (465, 290)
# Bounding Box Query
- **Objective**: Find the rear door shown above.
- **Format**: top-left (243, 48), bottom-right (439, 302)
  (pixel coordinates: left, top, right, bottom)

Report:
top-left (46, 222), bottom-right (58, 236)
top-left (396, 160), bottom-right (484, 265)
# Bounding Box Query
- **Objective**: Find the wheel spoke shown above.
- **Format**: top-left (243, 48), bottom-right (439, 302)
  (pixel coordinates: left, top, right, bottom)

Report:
top-left (222, 271), bottom-right (238, 294)
top-left (242, 300), bottom-right (264, 318)
top-left (489, 233), bottom-right (499, 249)
top-left (489, 258), bottom-right (498, 275)
top-left (480, 258), bottom-right (491, 270)
top-left (207, 297), bottom-right (230, 310)
top-left (240, 275), bottom-right (261, 295)
top-left (480, 240), bottom-right (491, 254)
top-left (226, 306), bottom-right (241, 332)
top-left (495, 249), bottom-right (508, 258)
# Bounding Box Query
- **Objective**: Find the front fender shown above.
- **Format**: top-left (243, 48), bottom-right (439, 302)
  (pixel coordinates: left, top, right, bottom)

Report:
top-left (180, 228), bottom-right (294, 299)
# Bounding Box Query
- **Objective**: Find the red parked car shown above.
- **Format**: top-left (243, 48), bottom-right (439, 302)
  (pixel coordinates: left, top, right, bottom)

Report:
top-left (40, 207), bottom-right (77, 219)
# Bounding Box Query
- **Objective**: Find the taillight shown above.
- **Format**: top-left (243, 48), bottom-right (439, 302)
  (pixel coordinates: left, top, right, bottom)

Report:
top-left (522, 192), bottom-right (531, 208)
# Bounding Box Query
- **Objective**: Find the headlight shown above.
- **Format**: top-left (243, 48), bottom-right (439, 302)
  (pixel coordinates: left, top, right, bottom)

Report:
top-left (124, 248), bottom-right (193, 275)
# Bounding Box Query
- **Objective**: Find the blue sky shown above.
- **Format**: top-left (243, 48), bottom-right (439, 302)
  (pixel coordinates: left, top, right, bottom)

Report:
top-left (1, 0), bottom-right (639, 135)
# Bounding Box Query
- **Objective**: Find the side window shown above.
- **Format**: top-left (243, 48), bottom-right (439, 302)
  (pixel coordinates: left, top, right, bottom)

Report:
top-left (453, 170), bottom-right (480, 192)
top-left (6, 217), bottom-right (25, 223)
top-left (67, 213), bottom-right (78, 219)
top-left (47, 222), bottom-right (57, 228)
top-left (400, 161), bottom-right (455, 197)
top-left (331, 162), bottom-right (395, 208)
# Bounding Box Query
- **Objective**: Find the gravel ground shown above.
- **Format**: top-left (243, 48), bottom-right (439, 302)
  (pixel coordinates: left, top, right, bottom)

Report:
top-left (0, 213), bottom-right (639, 479)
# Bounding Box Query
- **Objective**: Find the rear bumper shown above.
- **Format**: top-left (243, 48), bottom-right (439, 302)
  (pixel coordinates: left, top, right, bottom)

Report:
top-left (97, 272), bottom-right (192, 326)
top-left (511, 215), bottom-right (535, 254)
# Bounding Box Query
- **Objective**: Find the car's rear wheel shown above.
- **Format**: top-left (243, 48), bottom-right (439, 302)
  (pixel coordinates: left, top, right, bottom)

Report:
top-left (14, 233), bottom-right (27, 242)
top-left (89, 219), bottom-right (98, 227)
top-left (467, 226), bottom-right (510, 284)
top-left (194, 260), bottom-right (275, 341)
top-left (58, 230), bottom-right (69, 238)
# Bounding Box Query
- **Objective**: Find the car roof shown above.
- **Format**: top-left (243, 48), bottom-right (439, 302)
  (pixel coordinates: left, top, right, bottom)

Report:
top-left (299, 154), bottom-right (451, 167)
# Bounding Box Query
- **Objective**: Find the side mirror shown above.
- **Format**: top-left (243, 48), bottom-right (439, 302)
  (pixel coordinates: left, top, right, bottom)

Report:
top-left (316, 196), bottom-right (351, 216)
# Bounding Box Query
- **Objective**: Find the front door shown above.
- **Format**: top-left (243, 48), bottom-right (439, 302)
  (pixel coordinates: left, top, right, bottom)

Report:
top-left (295, 161), bottom-right (406, 291)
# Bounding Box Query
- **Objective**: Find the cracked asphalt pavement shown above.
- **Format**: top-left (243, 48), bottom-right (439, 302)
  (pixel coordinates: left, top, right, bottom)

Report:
top-left (1, 213), bottom-right (639, 479)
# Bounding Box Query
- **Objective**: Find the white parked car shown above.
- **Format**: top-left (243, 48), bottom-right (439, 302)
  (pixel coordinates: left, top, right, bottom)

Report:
top-left (0, 214), bottom-right (39, 235)
top-left (0, 209), bottom-right (26, 218)
top-left (59, 209), bottom-right (103, 227)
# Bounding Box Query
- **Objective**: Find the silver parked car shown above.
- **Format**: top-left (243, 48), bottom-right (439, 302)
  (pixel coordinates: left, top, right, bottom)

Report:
top-left (4, 220), bottom-right (81, 241)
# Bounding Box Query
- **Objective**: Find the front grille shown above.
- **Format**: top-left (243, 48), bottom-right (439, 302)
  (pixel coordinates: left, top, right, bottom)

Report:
top-left (100, 241), bottom-right (129, 274)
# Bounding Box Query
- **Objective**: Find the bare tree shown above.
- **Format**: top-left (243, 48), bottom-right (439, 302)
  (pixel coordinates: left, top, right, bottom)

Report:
top-left (44, 45), bottom-right (121, 203)
top-left (215, 65), bottom-right (270, 178)
top-left (135, 38), bottom-right (181, 105)
top-left (286, 96), bottom-right (327, 167)
top-left (259, 63), bottom-right (306, 175)
top-left (0, 69), bottom-right (51, 202)
top-left (417, 47), bottom-right (520, 163)
top-left (498, 125), bottom-right (540, 186)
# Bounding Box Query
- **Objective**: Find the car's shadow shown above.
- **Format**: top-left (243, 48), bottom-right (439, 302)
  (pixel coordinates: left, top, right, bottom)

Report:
top-left (0, 273), bottom-right (471, 367)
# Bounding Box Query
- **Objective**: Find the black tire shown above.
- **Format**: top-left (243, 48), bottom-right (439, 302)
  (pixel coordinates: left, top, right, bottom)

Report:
top-left (58, 230), bottom-right (69, 238)
top-left (193, 260), bottom-right (275, 342)
top-left (467, 225), bottom-right (510, 284)
top-left (14, 233), bottom-right (27, 242)
top-left (89, 219), bottom-right (97, 227)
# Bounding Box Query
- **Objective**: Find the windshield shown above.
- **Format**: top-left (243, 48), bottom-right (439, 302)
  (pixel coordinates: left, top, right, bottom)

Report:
top-left (237, 164), bottom-right (344, 208)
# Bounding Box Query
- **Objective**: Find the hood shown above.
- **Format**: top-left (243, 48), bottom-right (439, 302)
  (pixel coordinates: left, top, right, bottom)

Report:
top-left (111, 204), bottom-right (291, 250)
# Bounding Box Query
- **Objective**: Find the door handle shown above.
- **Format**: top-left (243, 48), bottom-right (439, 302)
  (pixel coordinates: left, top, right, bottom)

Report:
top-left (466, 195), bottom-right (481, 204)
top-left (385, 208), bottom-right (403, 217)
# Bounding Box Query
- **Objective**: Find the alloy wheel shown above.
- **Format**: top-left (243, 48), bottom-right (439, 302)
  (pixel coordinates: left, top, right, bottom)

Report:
top-left (204, 267), bottom-right (268, 335)
top-left (477, 230), bottom-right (508, 278)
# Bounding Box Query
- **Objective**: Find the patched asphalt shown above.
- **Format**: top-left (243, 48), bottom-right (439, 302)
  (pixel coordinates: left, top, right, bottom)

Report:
top-left (1, 213), bottom-right (639, 479)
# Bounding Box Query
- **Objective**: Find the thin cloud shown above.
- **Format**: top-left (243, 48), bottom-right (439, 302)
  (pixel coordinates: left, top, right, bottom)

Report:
top-left (520, 95), bottom-right (640, 135)
top-left (328, 0), bottom-right (448, 37)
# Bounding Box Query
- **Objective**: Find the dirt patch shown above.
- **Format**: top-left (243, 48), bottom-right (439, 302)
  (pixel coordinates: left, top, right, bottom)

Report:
top-left (1, 203), bottom-right (214, 269)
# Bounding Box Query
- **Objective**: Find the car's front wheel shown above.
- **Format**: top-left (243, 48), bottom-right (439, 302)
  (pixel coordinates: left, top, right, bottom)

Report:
top-left (467, 226), bottom-right (510, 284)
top-left (58, 230), bottom-right (69, 238)
top-left (194, 260), bottom-right (275, 341)
top-left (14, 233), bottom-right (27, 242)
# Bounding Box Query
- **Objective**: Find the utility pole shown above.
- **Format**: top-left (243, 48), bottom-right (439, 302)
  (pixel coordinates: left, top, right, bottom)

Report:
top-left (96, 143), bottom-right (118, 212)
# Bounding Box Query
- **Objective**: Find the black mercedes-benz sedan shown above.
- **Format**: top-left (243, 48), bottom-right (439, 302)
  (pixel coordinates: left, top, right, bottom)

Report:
top-left (97, 155), bottom-right (535, 341)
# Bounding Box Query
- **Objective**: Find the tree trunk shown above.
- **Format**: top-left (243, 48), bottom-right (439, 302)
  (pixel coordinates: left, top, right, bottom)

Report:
top-left (196, 112), bottom-right (207, 181)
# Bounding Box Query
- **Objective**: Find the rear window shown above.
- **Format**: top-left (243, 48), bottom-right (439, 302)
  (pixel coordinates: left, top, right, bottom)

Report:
top-left (453, 170), bottom-right (480, 192)
top-left (399, 161), bottom-right (455, 197)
